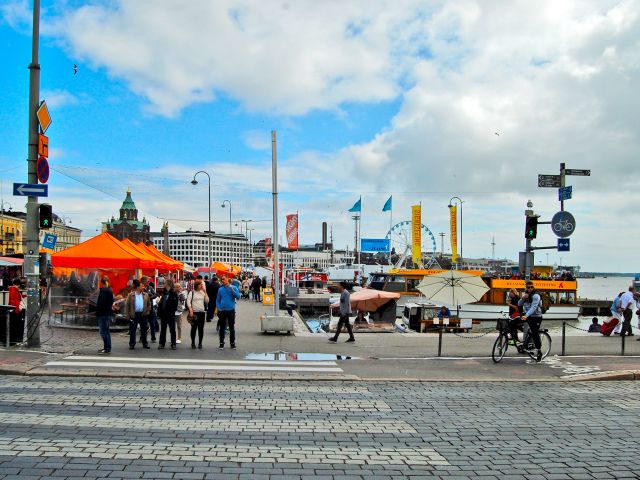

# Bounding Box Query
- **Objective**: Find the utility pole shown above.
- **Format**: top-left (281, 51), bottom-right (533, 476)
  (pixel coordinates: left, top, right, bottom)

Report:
top-left (438, 232), bottom-right (445, 258)
top-left (491, 236), bottom-right (496, 259)
top-left (25, 0), bottom-right (41, 347)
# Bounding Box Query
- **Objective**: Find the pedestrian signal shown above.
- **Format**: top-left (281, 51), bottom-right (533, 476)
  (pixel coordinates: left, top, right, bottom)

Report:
top-left (525, 216), bottom-right (538, 239)
top-left (39, 204), bottom-right (53, 229)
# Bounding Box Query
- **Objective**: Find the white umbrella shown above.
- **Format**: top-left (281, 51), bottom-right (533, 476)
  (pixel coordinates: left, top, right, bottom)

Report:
top-left (416, 270), bottom-right (489, 307)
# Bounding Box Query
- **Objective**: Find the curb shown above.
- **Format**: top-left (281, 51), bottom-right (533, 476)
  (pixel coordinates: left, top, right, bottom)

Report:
top-left (563, 370), bottom-right (640, 382)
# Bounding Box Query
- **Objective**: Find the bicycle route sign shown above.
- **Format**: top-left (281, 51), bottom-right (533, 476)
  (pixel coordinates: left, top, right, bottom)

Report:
top-left (551, 211), bottom-right (576, 238)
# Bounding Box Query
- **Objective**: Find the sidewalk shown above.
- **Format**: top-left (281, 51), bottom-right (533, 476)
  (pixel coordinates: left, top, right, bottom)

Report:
top-left (0, 299), bottom-right (639, 381)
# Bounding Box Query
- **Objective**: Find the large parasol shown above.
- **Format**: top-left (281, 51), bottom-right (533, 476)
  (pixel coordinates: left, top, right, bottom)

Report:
top-left (416, 270), bottom-right (489, 307)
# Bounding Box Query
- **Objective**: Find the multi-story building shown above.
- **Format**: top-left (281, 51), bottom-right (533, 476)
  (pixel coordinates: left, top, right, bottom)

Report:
top-left (0, 210), bottom-right (81, 254)
top-left (150, 230), bottom-right (251, 268)
top-left (0, 211), bottom-right (24, 255)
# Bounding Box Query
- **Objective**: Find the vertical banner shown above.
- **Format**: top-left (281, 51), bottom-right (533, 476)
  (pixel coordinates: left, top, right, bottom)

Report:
top-left (411, 205), bottom-right (422, 267)
top-left (265, 238), bottom-right (273, 267)
top-left (285, 213), bottom-right (299, 250)
top-left (449, 205), bottom-right (458, 264)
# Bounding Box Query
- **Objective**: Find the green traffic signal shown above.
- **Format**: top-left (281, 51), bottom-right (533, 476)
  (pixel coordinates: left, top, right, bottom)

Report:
top-left (39, 204), bottom-right (53, 229)
top-left (525, 216), bottom-right (538, 239)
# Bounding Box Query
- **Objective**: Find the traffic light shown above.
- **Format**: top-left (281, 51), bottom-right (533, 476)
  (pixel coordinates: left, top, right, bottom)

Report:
top-left (39, 204), bottom-right (53, 229)
top-left (525, 216), bottom-right (538, 239)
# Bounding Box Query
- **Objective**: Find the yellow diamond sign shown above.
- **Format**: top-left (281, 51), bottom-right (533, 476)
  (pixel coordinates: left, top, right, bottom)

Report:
top-left (36, 100), bottom-right (52, 133)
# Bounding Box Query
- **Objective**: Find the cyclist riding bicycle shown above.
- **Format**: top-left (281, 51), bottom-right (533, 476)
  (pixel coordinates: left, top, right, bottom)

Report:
top-left (516, 281), bottom-right (544, 362)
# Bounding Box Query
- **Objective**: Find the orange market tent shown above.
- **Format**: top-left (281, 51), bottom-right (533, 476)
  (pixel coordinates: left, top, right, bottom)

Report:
top-left (196, 262), bottom-right (242, 278)
top-left (118, 239), bottom-right (171, 271)
top-left (137, 242), bottom-right (183, 270)
top-left (51, 233), bottom-right (158, 269)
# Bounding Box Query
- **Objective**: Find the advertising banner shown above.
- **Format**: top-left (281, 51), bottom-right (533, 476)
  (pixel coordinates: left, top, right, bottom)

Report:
top-left (411, 205), bottom-right (422, 266)
top-left (360, 238), bottom-right (390, 252)
top-left (450, 205), bottom-right (458, 264)
top-left (285, 213), bottom-right (299, 250)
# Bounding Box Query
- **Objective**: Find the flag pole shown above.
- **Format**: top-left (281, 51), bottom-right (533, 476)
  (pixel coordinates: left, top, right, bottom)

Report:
top-left (389, 198), bottom-right (393, 266)
top-left (358, 195), bottom-right (362, 265)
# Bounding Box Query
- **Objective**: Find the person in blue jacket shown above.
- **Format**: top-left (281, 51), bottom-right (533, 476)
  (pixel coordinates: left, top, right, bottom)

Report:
top-left (216, 275), bottom-right (241, 349)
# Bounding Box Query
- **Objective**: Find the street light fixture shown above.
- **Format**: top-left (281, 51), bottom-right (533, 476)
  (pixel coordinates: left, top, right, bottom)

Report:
top-left (221, 200), bottom-right (232, 234)
top-left (191, 171), bottom-right (212, 275)
top-left (448, 196), bottom-right (463, 265)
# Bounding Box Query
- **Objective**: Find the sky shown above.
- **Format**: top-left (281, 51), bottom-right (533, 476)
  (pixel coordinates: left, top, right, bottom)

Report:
top-left (0, 0), bottom-right (638, 272)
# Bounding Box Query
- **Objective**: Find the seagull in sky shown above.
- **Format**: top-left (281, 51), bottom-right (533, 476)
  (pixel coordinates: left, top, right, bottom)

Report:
top-left (73, 64), bottom-right (78, 75)
top-left (494, 132), bottom-right (500, 136)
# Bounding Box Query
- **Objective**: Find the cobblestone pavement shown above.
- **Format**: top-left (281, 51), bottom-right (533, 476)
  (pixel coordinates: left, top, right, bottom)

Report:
top-left (0, 377), bottom-right (638, 479)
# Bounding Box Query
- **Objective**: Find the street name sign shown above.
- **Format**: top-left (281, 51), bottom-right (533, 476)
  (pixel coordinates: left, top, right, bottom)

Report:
top-left (557, 238), bottom-right (570, 252)
top-left (36, 100), bottom-right (52, 133)
top-left (565, 169), bottom-right (590, 176)
top-left (37, 156), bottom-right (49, 184)
top-left (13, 183), bottom-right (48, 197)
top-left (538, 174), bottom-right (561, 188)
top-left (42, 233), bottom-right (57, 250)
top-left (551, 211), bottom-right (575, 238)
top-left (558, 185), bottom-right (572, 201)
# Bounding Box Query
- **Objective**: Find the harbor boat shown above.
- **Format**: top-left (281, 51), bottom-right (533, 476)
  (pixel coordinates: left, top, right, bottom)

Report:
top-left (325, 256), bottom-right (390, 284)
top-left (285, 267), bottom-right (329, 293)
top-left (367, 269), bottom-right (580, 321)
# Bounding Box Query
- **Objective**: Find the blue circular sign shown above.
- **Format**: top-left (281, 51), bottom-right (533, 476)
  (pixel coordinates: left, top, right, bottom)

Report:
top-left (551, 211), bottom-right (575, 238)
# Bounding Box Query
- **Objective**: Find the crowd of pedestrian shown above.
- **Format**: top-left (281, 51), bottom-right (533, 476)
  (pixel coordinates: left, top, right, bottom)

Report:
top-left (599, 286), bottom-right (640, 339)
top-left (94, 271), bottom-right (272, 354)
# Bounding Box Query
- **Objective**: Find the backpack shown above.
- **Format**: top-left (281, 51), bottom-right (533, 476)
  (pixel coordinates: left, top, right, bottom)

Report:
top-left (534, 291), bottom-right (550, 314)
top-left (157, 293), bottom-right (169, 317)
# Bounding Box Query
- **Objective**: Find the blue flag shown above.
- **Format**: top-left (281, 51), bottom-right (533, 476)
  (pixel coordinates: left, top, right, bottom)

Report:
top-left (382, 196), bottom-right (392, 212)
top-left (348, 198), bottom-right (361, 213)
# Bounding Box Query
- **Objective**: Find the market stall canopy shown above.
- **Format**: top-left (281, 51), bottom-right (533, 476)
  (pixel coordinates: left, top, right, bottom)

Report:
top-left (331, 288), bottom-right (400, 312)
top-left (417, 270), bottom-right (489, 306)
top-left (196, 262), bottom-right (242, 278)
top-left (0, 257), bottom-right (23, 267)
top-left (51, 232), bottom-right (158, 269)
top-left (139, 242), bottom-right (184, 270)
top-left (121, 239), bottom-right (169, 269)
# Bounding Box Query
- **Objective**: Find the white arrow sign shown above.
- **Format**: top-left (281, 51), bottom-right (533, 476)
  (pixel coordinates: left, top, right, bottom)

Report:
top-left (13, 183), bottom-right (48, 197)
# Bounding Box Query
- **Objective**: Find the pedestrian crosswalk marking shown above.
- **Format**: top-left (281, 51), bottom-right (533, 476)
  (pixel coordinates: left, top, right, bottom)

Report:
top-left (44, 355), bottom-right (344, 373)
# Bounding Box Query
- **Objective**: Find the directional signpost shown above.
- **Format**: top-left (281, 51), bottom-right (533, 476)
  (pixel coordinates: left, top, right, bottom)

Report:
top-left (13, 183), bottom-right (48, 197)
top-left (565, 169), bottom-right (590, 176)
top-left (538, 174), bottom-right (561, 188)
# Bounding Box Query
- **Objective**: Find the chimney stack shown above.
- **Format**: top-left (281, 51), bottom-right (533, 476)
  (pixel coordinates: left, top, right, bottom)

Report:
top-left (322, 222), bottom-right (327, 250)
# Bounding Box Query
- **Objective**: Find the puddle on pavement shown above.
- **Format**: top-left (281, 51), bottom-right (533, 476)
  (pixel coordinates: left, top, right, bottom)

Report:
top-left (245, 352), bottom-right (360, 361)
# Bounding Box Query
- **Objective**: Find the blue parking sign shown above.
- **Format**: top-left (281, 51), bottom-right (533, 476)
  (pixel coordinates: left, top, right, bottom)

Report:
top-left (42, 233), bottom-right (57, 250)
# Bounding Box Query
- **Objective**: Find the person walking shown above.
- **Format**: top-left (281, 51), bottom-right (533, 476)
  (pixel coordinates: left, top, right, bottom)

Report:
top-left (611, 291), bottom-right (624, 335)
top-left (216, 276), bottom-right (241, 349)
top-left (174, 283), bottom-right (186, 344)
top-left (252, 276), bottom-right (262, 302)
top-left (329, 282), bottom-right (355, 343)
top-left (618, 287), bottom-right (635, 337)
top-left (124, 279), bottom-right (151, 349)
top-left (158, 279), bottom-right (179, 350)
top-left (206, 276), bottom-right (220, 323)
top-left (187, 279), bottom-right (209, 349)
top-left (96, 276), bottom-right (114, 354)
top-left (140, 276), bottom-right (158, 342)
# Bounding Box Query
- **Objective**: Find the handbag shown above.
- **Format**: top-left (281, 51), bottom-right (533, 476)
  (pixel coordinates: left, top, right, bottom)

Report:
top-left (186, 291), bottom-right (196, 324)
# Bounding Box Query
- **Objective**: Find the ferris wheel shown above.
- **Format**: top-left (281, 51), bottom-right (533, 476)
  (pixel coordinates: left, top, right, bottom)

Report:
top-left (385, 221), bottom-right (438, 268)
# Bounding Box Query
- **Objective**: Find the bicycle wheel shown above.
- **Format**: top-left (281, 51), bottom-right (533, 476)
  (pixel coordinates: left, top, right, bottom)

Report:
top-left (492, 333), bottom-right (509, 363)
top-left (527, 331), bottom-right (552, 361)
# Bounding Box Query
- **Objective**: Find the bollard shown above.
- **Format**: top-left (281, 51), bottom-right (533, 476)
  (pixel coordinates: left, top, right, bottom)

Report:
top-left (561, 321), bottom-right (566, 356)
top-left (621, 332), bottom-right (626, 356)
top-left (437, 322), bottom-right (443, 357)
top-left (5, 310), bottom-right (9, 349)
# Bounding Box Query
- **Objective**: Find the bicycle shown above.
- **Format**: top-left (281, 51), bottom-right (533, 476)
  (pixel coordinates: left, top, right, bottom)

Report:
top-left (492, 312), bottom-right (552, 363)
top-left (553, 219), bottom-right (574, 233)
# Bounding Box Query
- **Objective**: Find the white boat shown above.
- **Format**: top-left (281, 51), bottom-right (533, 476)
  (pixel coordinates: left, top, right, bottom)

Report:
top-left (325, 256), bottom-right (391, 283)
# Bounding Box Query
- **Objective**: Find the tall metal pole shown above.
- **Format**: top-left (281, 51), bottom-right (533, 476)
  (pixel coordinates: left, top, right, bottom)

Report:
top-left (222, 200), bottom-right (231, 234)
top-left (192, 171), bottom-right (211, 275)
top-left (271, 131), bottom-right (280, 315)
top-left (560, 162), bottom-right (566, 212)
top-left (26, 0), bottom-right (41, 347)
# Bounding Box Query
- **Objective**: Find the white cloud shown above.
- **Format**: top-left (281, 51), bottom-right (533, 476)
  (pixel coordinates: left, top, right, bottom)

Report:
top-left (241, 130), bottom-right (270, 150)
top-left (41, 89), bottom-right (79, 109)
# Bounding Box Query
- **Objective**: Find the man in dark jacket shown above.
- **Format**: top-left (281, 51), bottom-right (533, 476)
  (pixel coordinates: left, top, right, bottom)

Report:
top-left (141, 276), bottom-right (158, 342)
top-left (158, 279), bottom-right (179, 350)
top-left (206, 276), bottom-right (220, 322)
top-left (251, 276), bottom-right (262, 302)
top-left (96, 276), bottom-right (114, 354)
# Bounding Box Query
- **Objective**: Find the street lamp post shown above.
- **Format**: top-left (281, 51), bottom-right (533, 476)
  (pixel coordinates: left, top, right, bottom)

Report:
top-left (448, 196), bottom-right (463, 265)
top-left (247, 227), bottom-right (255, 266)
top-left (191, 171), bottom-right (212, 275)
top-left (221, 200), bottom-right (232, 234)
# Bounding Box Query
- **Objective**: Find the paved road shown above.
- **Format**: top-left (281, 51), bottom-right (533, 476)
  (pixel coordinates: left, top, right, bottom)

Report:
top-left (0, 377), bottom-right (638, 479)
